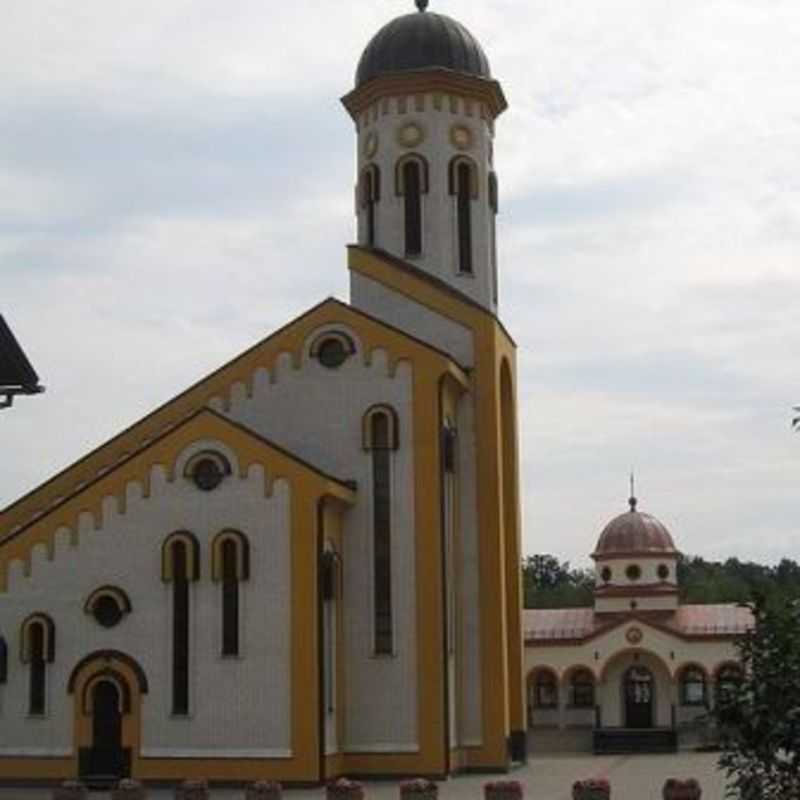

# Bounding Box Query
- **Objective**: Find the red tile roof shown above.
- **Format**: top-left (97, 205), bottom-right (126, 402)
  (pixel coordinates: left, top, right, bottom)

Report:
top-left (524, 603), bottom-right (753, 644)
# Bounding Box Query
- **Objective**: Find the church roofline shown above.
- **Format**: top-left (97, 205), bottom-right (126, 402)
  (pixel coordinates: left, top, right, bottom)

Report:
top-left (2, 293), bottom-right (460, 538)
top-left (349, 245), bottom-right (517, 347)
top-left (0, 407), bottom-right (357, 549)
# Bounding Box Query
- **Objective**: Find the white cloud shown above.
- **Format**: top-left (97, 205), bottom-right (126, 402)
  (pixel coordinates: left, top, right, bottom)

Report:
top-left (2, 0), bottom-right (799, 567)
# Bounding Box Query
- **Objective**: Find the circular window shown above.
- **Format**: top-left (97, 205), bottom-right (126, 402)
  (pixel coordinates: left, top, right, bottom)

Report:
top-left (93, 595), bottom-right (123, 628)
top-left (193, 458), bottom-right (223, 491)
top-left (601, 566), bottom-right (612, 583)
top-left (657, 564), bottom-right (670, 581)
top-left (317, 338), bottom-right (349, 369)
top-left (626, 563), bottom-right (642, 581)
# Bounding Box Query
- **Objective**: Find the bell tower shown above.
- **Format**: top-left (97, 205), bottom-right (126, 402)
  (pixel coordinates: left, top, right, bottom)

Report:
top-left (342, 0), bottom-right (507, 313)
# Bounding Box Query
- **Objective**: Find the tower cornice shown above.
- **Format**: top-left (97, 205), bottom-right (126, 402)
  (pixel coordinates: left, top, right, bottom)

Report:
top-left (341, 69), bottom-right (507, 122)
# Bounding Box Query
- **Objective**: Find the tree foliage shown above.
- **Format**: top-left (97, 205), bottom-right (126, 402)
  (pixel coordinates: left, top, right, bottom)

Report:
top-left (715, 596), bottom-right (800, 799)
top-left (522, 554), bottom-right (800, 609)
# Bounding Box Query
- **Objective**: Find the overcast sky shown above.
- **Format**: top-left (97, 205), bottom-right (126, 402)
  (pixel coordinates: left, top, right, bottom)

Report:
top-left (2, 0), bottom-right (799, 567)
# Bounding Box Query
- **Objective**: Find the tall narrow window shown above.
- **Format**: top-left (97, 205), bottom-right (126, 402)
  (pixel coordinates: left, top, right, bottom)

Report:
top-left (162, 532), bottom-right (199, 715)
top-left (456, 163), bottom-right (473, 274)
top-left (442, 424), bottom-right (458, 655)
top-left (0, 636), bottom-right (7, 684)
top-left (172, 541), bottom-right (189, 714)
top-left (403, 161), bottom-right (422, 257)
top-left (363, 405), bottom-right (399, 655)
top-left (211, 530), bottom-right (250, 657)
top-left (21, 615), bottom-right (54, 716)
top-left (489, 171), bottom-right (499, 303)
top-left (361, 165), bottom-right (380, 247)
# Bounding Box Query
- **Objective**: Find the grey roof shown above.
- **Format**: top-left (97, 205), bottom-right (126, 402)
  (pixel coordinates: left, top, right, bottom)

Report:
top-left (0, 315), bottom-right (40, 391)
top-left (356, 11), bottom-right (491, 87)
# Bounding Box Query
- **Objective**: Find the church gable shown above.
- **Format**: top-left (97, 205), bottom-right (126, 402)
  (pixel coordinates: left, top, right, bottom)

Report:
top-left (0, 298), bottom-right (459, 543)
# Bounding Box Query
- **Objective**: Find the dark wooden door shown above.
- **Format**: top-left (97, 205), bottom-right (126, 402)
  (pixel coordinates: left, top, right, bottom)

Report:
top-left (624, 666), bottom-right (654, 728)
top-left (91, 681), bottom-right (123, 775)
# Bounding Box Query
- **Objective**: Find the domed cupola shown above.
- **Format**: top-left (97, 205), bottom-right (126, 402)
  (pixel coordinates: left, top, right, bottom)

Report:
top-left (592, 494), bottom-right (682, 614)
top-left (343, 1), bottom-right (508, 316)
top-left (355, 2), bottom-right (492, 87)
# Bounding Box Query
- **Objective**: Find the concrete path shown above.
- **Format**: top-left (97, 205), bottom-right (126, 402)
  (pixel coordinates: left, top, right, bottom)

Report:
top-left (0, 752), bottom-right (728, 800)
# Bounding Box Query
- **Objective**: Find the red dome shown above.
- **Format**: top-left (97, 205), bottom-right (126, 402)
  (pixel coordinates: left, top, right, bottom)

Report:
top-left (592, 499), bottom-right (678, 559)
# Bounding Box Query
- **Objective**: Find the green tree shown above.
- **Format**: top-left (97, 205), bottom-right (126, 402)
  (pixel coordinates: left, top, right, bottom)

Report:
top-left (715, 596), bottom-right (800, 798)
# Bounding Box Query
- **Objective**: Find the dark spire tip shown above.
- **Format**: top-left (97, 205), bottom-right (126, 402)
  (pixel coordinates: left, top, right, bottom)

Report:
top-left (415, 0), bottom-right (429, 11)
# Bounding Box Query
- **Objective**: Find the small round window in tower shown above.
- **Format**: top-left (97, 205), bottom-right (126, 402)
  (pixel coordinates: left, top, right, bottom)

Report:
top-left (193, 458), bottom-right (224, 491)
top-left (601, 566), bottom-right (612, 583)
top-left (657, 563), bottom-right (670, 581)
top-left (317, 338), bottom-right (349, 369)
top-left (626, 563), bottom-right (642, 582)
top-left (450, 124), bottom-right (473, 151)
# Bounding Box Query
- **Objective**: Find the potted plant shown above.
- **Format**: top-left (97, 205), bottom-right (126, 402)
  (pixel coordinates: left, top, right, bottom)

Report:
top-left (662, 779), bottom-right (701, 800)
top-left (53, 781), bottom-right (89, 800)
top-left (246, 780), bottom-right (283, 800)
top-left (326, 777), bottom-right (365, 800)
top-left (176, 779), bottom-right (209, 800)
top-left (484, 779), bottom-right (523, 800)
top-left (400, 778), bottom-right (438, 800)
top-left (572, 778), bottom-right (610, 800)
top-left (112, 779), bottom-right (147, 800)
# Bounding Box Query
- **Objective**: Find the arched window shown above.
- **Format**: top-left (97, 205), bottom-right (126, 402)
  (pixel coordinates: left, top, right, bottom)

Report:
top-left (533, 669), bottom-right (559, 709)
top-left (360, 164), bottom-right (381, 247)
top-left (489, 171), bottom-right (499, 303)
top-left (20, 613), bottom-right (55, 715)
top-left (212, 531), bottom-right (250, 657)
top-left (84, 586), bottom-right (132, 629)
top-left (679, 665), bottom-right (707, 706)
top-left (183, 451), bottom-right (231, 493)
top-left (363, 405), bottom-right (399, 654)
top-left (396, 155), bottom-right (429, 257)
top-left (568, 668), bottom-right (595, 708)
top-left (321, 547), bottom-right (340, 714)
top-left (0, 636), bottom-right (8, 684)
top-left (162, 532), bottom-right (200, 715)
top-left (449, 157), bottom-right (478, 275)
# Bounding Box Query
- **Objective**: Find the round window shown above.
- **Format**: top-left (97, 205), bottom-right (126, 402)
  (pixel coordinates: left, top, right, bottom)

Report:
top-left (657, 563), bottom-right (670, 580)
top-left (317, 338), bottom-right (349, 369)
top-left (93, 595), bottom-right (123, 628)
top-left (626, 563), bottom-right (642, 581)
top-left (193, 458), bottom-right (223, 491)
top-left (601, 566), bottom-right (612, 583)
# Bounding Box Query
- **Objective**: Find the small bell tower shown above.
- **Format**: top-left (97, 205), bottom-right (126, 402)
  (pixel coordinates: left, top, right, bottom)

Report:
top-left (342, 0), bottom-right (507, 313)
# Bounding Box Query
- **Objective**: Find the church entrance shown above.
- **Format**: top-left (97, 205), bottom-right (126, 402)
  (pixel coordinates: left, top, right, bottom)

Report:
top-left (79, 677), bottom-right (131, 783)
top-left (624, 666), bottom-right (654, 728)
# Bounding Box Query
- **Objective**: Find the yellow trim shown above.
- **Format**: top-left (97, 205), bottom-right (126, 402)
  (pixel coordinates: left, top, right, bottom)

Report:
top-left (0, 409), bottom-right (355, 593)
top-left (210, 530), bottom-right (250, 582)
top-left (0, 299), bottom-right (462, 543)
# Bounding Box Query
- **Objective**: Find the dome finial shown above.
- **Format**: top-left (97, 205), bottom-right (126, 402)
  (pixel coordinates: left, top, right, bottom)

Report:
top-left (415, 0), bottom-right (429, 11)
top-left (629, 471), bottom-right (638, 512)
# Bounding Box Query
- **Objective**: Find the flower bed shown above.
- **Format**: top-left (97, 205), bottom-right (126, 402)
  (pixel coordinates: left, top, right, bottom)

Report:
top-left (175, 778), bottom-right (209, 800)
top-left (246, 780), bottom-right (283, 800)
top-left (52, 781), bottom-right (88, 800)
top-left (484, 779), bottom-right (524, 800)
top-left (572, 778), bottom-right (610, 800)
top-left (326, 777), bottom-right (365, 800)
top-left (112, 779), bottom-right (147, 800)
top-left (662, 778), bottom-right (701, 800)
top-left (400, 778), bottom-right (438, 800)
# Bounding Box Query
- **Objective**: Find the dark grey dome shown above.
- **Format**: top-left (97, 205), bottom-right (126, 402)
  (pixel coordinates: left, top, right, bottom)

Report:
top-left (356, 11), bottom-right (491, 87)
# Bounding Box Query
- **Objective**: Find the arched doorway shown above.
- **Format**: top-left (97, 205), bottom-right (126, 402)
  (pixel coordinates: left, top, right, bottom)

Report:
top-left (624, 665), bottom-right (654, 728)
top-left (91, 680), bottom-right (124, 776)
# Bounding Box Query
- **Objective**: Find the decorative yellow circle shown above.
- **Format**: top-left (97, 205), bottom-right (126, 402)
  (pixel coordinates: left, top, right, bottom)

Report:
top-left (364, 131), bottom-right (379, 159)
top-left (450, 125), bottom-right (473, 151)
top-left (397, 123), bottom-right (424, 148)
top-left (626, 627), bottom-right (644, 645)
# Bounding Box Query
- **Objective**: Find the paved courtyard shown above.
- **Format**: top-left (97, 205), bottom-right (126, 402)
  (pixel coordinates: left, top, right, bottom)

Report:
top-left (0, 752), bottom-right (727, 799)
